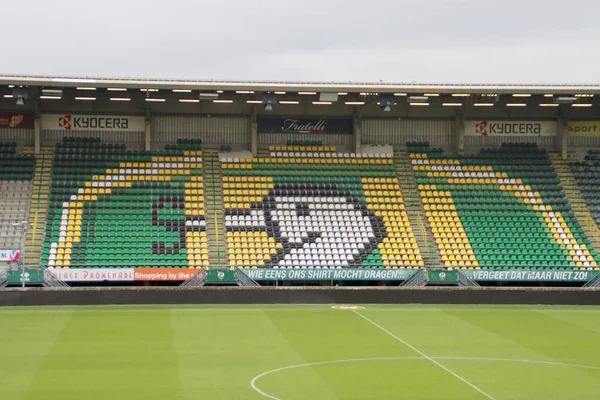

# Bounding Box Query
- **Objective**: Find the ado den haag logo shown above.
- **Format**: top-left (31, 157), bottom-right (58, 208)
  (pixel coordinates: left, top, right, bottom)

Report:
top-left (226, 185), bottom-right (386, 268)
top-left (58, 115), bottom-right (73, 130)
top-left (475, 121), bottom-right (489, 136)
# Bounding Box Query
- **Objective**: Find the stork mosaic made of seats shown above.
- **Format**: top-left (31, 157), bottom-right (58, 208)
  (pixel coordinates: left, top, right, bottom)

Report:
top-left (221, 146), bottom-right (424, 269)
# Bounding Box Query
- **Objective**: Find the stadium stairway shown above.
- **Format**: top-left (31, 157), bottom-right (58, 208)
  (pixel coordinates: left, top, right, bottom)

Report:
top-left (203, 149), bottom-right (229, 267)
top-left (550, 152), bottom-right (600, 252)
top-left (394, 151), bottom-right (442, 267)
top-left (22, 146), bottom-right (53, 267)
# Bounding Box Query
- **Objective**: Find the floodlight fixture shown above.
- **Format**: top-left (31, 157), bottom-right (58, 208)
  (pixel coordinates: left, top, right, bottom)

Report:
top-left (12, 88), bottom-right (29, 106)
top-left (380, 94), bottom-right (395, 112)
top-left (262, 94), bottom-right (277, 111)
top-left (407, 95), bottom-right (428, 103)
top-left (199, 92), bottom-right (219, 100)
top-left (42, 88), bottom-right (63, 96)
top-left (554, 96), bottom-right (578, 104)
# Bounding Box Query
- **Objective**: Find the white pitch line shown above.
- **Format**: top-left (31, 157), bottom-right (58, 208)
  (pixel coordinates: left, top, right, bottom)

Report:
top-left (2, 306), bottom-right (600, 313)
top-left (352, 309), bottom-right (495, 400)
top-left (250, 357), bottom-right (424, 400)
top-left (249, 356), bottom-right (600, 400)
top-left (436, 356), bottom-right (600, 371)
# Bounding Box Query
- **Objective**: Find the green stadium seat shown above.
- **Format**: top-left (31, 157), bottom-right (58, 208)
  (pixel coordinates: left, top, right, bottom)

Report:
top-left (42, 138), bottom-right (208, 269)
top-left (410, 142), bottom-right (599, 270)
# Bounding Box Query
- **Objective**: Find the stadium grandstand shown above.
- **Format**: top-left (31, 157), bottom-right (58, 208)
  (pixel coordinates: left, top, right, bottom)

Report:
top-left (4, 75), bottom-right (600, 400)
top-left (0, 75), bottom-right (599, 287)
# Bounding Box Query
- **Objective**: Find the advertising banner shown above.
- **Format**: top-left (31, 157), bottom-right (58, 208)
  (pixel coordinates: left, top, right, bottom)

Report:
top-left (133, 268), bottom-right (202, 281)
top-left (240, 268), bottom-right (417, 281)
top-left (465, 121), bottom-right (556, 136)
top-left (41, 114), bottom-right (145, 132)
top-left (258, 117), bottom-right (353, 134)
top-left (49, 268), bottom-right (134, 282)
top-left (0, 250), bottom-right (20, 262)
top-left (7, 270), bottom-right (44, 285)
top-left (0, 113), bottom-right (34, 129)
top-left (427, 270), bottom-right (459, 284)
top-left (204, 269), bottom-right (237, 283)
top-left (463, 269), bottom-right (596, 282)
top-left (567, 121), bottom-right (600, 136)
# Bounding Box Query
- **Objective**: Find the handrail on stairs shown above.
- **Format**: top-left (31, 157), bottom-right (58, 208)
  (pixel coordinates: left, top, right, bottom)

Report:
top-left (552, 156), bottom-right (600, 245)
top-left (211, 153), bottom-right (220, 264)
top-left (30, 150), bottom-right (47, 255)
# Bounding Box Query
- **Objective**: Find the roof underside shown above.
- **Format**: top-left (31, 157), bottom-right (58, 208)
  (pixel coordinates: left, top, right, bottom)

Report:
top-left (1, 74), bottom-right (599, 94)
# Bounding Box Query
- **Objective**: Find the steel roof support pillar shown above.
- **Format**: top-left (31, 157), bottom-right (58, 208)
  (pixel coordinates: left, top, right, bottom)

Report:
top-left (34, 95), bottom-right (41, 155)
top-left (353, 111), bottom-right (361, 153)
top-left (34, 117), bottom-right (41, 155)
top-left (452, 113), bottom-right (465, 153)
top-left (144, 105), bottom-right (151, 152)
top-left (557, 105), bottom-right (570, 160)
top-left (250, 110), bottom-right (257, 156)
top-left (557, 118), bottom-right (568, 160)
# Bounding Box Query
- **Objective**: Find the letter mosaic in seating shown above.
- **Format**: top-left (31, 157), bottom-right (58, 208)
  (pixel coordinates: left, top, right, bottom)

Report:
top-left (42, 138), bottom-right (207, 269)
top-left (409, 142), bottom-right (599, 270)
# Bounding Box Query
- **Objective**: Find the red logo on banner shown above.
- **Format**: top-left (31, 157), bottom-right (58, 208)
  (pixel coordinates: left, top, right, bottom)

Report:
top-left (10, 250), bottom-right (20, 261)
top-left (475, 121), bottom-right (488, 136)
top-left (58, 115), bottom-right (72, 130)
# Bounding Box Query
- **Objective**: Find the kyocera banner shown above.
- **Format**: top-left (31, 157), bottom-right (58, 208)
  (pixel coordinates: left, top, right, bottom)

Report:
top-left (42, 114), bottom-right (145, 132)
top-left (465, 121), bottom-right (556, 136)
top-left (258, 117), bottom-right (353, 134)
top-left (0, 113), bottom-right (34, 129)
top-left (568, 121), bottom-right (600, 136)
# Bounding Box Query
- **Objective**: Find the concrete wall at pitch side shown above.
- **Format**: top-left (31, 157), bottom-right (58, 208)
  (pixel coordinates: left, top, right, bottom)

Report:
top-left (1, 287), bottom-right (600, 306)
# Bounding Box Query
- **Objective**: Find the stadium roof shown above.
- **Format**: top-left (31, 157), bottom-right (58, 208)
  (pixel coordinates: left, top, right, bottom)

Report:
top-left (1, 74), bottom-right (599, 94)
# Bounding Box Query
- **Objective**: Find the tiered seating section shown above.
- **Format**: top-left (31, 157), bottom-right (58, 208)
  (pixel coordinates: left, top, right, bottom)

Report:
top-left (410, 143), bottom-right (598, 270)
top-left (0, 142), bottom-right (35, 251)
top-left (221, 145), bottom-right (423, 269)
top-left (42, 138), bottom-right (207, 268)
top-left (572, 150), bottom-right (600, 228)
top-left (31, 138), bottom-right (600, 272)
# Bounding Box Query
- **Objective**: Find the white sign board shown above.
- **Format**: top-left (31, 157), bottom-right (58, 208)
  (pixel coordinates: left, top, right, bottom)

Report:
top-left (465, 121), bottom-right (556, 136)
top-left (48, 268), bottom-right (134, 282)
top-left (42, 114), bottom-right (145, 132)
top-left (0, 250), bottom-right (20, 262)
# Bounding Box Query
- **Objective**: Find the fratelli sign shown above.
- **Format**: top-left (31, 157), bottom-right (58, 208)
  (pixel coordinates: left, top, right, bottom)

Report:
top-left (465, 121), bottom-right (556, 136)
top-left (258, 117), bottom-right (353, 134)
top-left (42, 114), bottom-right (145, 132)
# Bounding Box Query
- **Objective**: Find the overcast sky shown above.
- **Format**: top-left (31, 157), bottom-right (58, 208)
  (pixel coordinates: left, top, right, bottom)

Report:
top-left (2, 0), bottom-right (598, 83)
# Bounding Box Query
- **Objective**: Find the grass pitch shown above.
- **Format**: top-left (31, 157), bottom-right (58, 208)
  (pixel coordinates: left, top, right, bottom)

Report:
top-left (2, 305), bottom-right (600, 399)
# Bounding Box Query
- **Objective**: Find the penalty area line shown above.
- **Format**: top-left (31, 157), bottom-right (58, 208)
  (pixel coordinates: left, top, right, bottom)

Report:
top-left (352, 309), bottom-right (495, 400)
